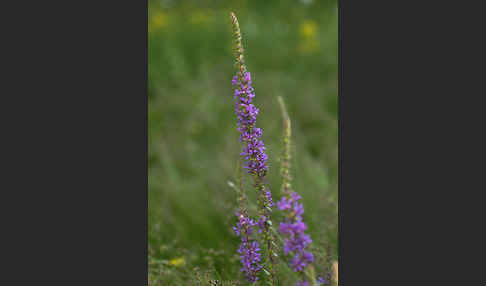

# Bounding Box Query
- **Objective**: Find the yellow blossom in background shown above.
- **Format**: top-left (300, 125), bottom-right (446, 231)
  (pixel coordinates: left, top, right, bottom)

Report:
top-left (149, 11), bottom-right (168, 33)
top-left (299, 19), bottom-right (318, 39)
top-left (169, 257), bottom-right (185, 267)
top-left (297, 19), bottom-right (319, 53)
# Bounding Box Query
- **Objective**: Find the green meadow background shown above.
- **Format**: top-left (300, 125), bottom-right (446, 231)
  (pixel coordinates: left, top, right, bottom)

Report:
top-left (148, 0), bottom-right (338, 284)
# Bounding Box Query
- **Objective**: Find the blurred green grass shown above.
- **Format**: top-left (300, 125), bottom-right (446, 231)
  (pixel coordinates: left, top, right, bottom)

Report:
top-left (148, 0), bottom-right (338, 283)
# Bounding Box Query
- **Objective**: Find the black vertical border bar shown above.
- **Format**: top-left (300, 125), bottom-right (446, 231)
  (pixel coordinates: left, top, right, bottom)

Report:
top-left (144, 0), bottom-right (149, 283)
top-left (1, 0), bottom-right (150, 283)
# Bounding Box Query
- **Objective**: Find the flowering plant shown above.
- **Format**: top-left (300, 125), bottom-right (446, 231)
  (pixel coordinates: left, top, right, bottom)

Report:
top-left (229, 12), bottom-right (325, 286)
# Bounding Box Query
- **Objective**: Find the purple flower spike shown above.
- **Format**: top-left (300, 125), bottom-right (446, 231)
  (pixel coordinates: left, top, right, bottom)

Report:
top-left (277, 191), bottom-right (314, 273)
top-left (234, 212), bottom-right (262, 282)
top-left (232, 71), bottom-right (269, 177)
top-left (231, 12), bottom-right (276, 283)
top-left (238, 240), bottom-right (262, 282)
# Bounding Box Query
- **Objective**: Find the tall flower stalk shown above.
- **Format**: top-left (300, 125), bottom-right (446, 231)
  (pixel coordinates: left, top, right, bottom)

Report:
top-left (277, 97), bottom-right (316, 286)
top-left (230, 12), bottom-right (276, 285)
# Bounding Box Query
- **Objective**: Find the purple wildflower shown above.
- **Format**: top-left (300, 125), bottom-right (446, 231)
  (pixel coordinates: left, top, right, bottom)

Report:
top-left (317, 276), bottom-right (325, 285)
top-left (277, 192), bottom-right (314, 272)
top-left (290, 251), bottom-right (314, 272)
top-left (233, 212), bottom-right (262, 282)
top-left (232, 71), bottom-right (268, 177)
top-left (232, 70), bottom-right (274, 234)
top-left (233, 212), bottom-right (256, 237)
top-left (279, 221), bottom-right (307, 237)
top-left (293, 202), bottom-right (305, 217)
top-left (230, 13), bottom-right (276, 283)
top-left (291, 192), bottom-right (302, 202)
top-left (277, 197), bottom-right (292, 211)
top-left (238, 241), bottom-right (263, 282)
top-left (295, 281), bottom-right (309, 286)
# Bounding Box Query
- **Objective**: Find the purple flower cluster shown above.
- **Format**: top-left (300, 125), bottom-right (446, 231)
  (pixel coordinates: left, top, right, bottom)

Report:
top-left (277, 192), bottom-right (314, 275)
top-left (232, 72), bottom-right (268, 177)
top-left (233, 212), bottom-right (262, 282)
top-left (295, 281), bottom-right (309, 286)
top-left (238, 241), bottom-right (262, 282)
top-left (231, 71), bottom-right (275, 282)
